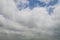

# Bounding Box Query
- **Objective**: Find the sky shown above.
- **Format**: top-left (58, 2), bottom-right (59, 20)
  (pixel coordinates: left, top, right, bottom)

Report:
top-left (0, 0), bottom-right (60, 40)
top-left (15, 0), bottom-right (58, 15)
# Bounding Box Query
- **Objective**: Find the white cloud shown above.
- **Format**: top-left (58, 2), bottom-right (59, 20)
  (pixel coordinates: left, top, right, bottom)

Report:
top-left (0, 0), bottom-right (60, 40)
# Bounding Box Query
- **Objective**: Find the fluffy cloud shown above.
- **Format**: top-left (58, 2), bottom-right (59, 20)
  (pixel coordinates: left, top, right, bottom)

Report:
top-left (0, 0), bottom-right (60, 40)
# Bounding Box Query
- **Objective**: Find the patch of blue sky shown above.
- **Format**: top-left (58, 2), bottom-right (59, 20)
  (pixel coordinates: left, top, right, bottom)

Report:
top-left (16, 0), bottom-right (58, 14)
top-left (47, 0), bottom-right (58, 6)
top-left (16, 0), bottom-right (58, 10)
top-left (48, 7), bottom-right (54, 15)
top-left (28, 0), bottom-right (58, 15)
top-left (28, 0), bottom-right (46, 9)
top-left (17, 2), bottom-right (28, 10)
top-left (47, 0), bottom-right (58, 15)
top-left (28, 0), bottom-right (58, 8)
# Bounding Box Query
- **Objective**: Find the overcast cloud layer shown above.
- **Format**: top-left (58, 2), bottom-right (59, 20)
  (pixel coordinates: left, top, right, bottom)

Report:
top-left (0, 0), bottom-right (60, 40)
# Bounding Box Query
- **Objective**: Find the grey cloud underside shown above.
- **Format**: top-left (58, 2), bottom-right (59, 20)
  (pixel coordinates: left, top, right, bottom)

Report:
top-left (0, 0), bottom-right (60, 40)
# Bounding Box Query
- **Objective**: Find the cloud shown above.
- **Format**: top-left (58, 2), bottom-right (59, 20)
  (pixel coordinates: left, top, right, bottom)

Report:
top-left (0, 0), bottom-right (60, 40)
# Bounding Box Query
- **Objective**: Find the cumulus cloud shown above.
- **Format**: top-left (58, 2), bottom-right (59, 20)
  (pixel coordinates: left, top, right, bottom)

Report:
top-left (0, 0), bottom-right (60, 40)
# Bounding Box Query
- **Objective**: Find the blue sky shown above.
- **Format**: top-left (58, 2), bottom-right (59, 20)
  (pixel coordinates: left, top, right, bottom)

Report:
top-left (28, 0), bottom-right (58, 15)
top-left (17, 0), bottom-right (58, 9)
top-left (28, 0), bottom-right (58, 8)
top-left (17, 0), bottom-right (58, 15)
